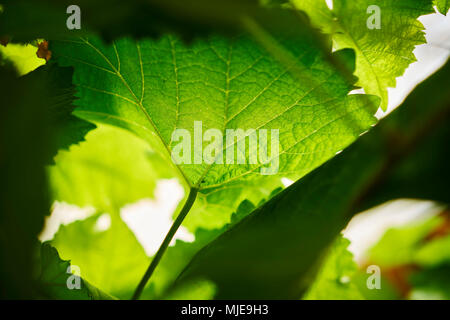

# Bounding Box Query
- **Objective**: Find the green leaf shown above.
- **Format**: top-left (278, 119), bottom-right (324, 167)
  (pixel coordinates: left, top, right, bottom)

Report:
top-left (415, 234), bottom-right (450, 267)
top-left (51, 34), bottom-right (378, 191)
top-left (38, 243), bottom-right (114, 299)
top-left (175, 138), bottom-right (380, 298)
top-left (50, 115), bottom-right (282, 233)
top-left (409, 266), bottom-right (450, 300)
top-left (142, 200), bottom-right (256, 299)
top-left (48, 124), bottom-right (174, 298)
top-left (184, 177), bottom-right (282, 231)
top-left (355, 60), bottom-right (450, 211)
top-left (366, 212), bottom-right (450, 299)
top-left (38, 64), bottom-right (97, 158)
top-left (4, 64), bottom-right (96, 164)
top-left (0, 42), bottom-right (45, 75)
top-left (0, 0), bottom-right (326, 42)
top-left (303, 236), bottom-right (364, 300)
top-left (50, 32), bottom-right (379, 299)
top-left (352, 271), bottom-right (400, 300)
top-left (163, 279), bottom-right (217, 300)
top-left (368, 215), bottom-right (443, 268)
top-left (363, 208), bottom-right (450, 300)
top-left (293, 0), bottom-right (434, 110)
top-left (435, 0), bottom-right (450, 14)
top-left (49, 124), bottom-right (173, 213)
top-left (174, 60), bottom-right (450, 299)
top-left (50, 213), bottom-right (149, 299)
top-left (47, 122), bottom-right (280, 298)
top-left (0, 64), bottom-right (93, 298)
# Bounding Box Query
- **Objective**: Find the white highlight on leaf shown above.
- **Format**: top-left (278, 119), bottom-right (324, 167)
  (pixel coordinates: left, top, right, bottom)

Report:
top-left (120, 179), bottom-right (195, 256)
top-left (39, 201), bottom-right (95, 241)
top-left (325, 0), bottom-right (333, 10)
top-left (93, 213), bottom-right (111, 232)
top-left (281, 177), bottom-right (294, 187)
top-left (348, 88), bottom-right (365, 95)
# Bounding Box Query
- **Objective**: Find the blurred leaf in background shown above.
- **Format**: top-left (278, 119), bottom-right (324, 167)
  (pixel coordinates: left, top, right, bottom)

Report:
top-left (37, 243), bottom-right (114, 299)
top-left (48, 124), bottom-right (175, 299)
top-left (434, 0), bottom-right (450, 15)
top-left (0, 61), bottom-right (94, 298)
top-left (0, 42), bottom-right (45, 75)
top-left (303, 236), bottom-right (364, 300)
top-left (0, 0), bottom-right (320, 42)
top-left (367, 212), bottom-right (450, 299)
top-left (0, 0), bottom-right (449, 300)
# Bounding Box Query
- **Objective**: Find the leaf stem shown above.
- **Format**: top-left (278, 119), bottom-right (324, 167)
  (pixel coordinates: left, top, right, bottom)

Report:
top-left (131, 187), bottom-right (198, 300)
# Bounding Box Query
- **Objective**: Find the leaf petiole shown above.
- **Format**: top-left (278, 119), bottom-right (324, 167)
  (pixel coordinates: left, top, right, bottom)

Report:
top-left (131, 187), bottom-right (198, 300)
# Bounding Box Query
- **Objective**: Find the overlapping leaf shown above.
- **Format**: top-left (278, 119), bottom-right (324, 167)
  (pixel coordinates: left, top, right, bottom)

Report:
top-left (293, 0), bottom-right (434, 110)
top-left (174, 60), bottom-right (450, 299)
top-left (367, 212), bottom-right (450, 299)
top-left (50, 214), bottom-right (149, 299)
top-left (51, 34), bottom-right (378, 192)
top-left (142, 200), bottom-right (257, 299)
top-left (0, 64), bottom-right (94, 298)
top-left (38, 243), bottom-right (114, 299)
top-left (1, 0), bottom-right (448, 301)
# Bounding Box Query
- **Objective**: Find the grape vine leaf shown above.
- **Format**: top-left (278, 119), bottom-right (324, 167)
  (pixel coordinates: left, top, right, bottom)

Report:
top-left (409, 266), bottom-right (450, 300)
top-left (49, 124), bottom-right (174, 213)
top-left (48, 124), bottom-right (172, 298)
top-left (435, 0), bottom-right (450, 14)
top-left (1, 63), bottom-right (96, 164)
top-left (293, 0), bottom-right (434, 110)
top-left (163, 279), bottom-right (217, 300)
top-left (51, 33), bottom-right (378, 192)
top-left (175, 131), bottom-right (383, 298)
top-left (0, 42), bottom-right (45, 75)
top-left (49, 120), bottom-right (280, 238)
top-left (174, 60), bottom-right (450, 299)
top-left (415, 233), bottom-right (450, 267)
top-left (355, 59), bottom-right (450, 211)
top-left (368, 213), bottom-right (450, 268)
top-left (184, 176), bottom-right (282, 231)
top-left (368, 215), bottom-right (443, 268)
top-left (50, 213), bottom-right (149, 299)
top-left (38, 243), bottom-right (114, 299)
top-left (0, 64), bottom-right (93, 298)
top-left (366, 212), bottom-right (450, 300)
top-left (303, 236), bottom-right (364, 300)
